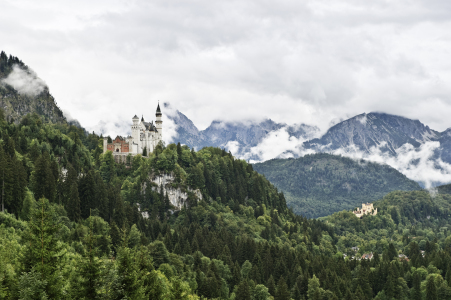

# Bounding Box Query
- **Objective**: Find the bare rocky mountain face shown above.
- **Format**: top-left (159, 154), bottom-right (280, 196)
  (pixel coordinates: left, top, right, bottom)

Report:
top-left (0, 51), bottom-right (67, 124)
top-left (167, 106), bottom-right (320, 161)
top-left (169, 109), bottom-right (451, 187)
top-left (303, 112), bottom-right (440, 154)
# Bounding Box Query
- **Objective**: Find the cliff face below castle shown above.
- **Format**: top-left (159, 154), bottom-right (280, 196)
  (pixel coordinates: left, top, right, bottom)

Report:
top-left (150, 173), bottom-right (202, 210)
top-left (0, 51), bottom-right (66, 124)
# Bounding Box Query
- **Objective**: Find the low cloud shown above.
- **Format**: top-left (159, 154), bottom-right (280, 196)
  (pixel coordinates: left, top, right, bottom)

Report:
top-left (225, 141), bottom-right (240, 156)
top-left (1, 65), bottom-right (47, 96)
top-left (358, 114), bottom-right (368, 125)
top-left (162, 113), bottom-right (178, 145)
top-left (244, 130), bottom-right (451, 188)
top-left (314, 141), bottom-right (451, 188)
top-left (243, 126), bottom-right (317, 162)
top-left (91, 119), bottom-right (130, 138)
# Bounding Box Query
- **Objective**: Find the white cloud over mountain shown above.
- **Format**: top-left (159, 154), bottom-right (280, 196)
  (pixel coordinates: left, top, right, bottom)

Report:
top-left (1, 0), bottom-right (451, 136)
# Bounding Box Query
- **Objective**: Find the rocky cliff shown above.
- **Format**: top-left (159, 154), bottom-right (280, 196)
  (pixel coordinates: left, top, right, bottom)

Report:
top-left (0, 51), bottom-right (66, 124)
top-left (303, 112), bottom-right (440, 154)
top-left (150, 173), bottom-right (202, 210)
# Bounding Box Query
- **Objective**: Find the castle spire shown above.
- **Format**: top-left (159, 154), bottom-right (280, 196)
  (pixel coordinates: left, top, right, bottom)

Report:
top-left (156, 101), bottom-right (161, 114)
top-left (141, 115), bottom-right (144, 122)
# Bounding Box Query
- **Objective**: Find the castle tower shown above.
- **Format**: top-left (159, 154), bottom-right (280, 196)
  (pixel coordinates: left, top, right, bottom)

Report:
top-left (155, 102), bottom-right (162, 139)
top-left (131, 114), bottom-right (140, 153)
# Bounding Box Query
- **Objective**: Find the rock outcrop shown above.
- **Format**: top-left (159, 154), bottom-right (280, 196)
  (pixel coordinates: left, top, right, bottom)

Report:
top-left (151, 173), bottom-right (202, 210)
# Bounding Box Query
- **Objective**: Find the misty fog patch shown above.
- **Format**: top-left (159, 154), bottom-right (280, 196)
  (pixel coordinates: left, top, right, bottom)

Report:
top-left (1, 65), bottom-right (47, 96)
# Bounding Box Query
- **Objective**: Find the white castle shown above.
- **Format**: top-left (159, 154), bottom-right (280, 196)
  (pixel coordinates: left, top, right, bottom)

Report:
top-left (103, 103), bottom-right (162, 160)
top-left (353, 202), bottom-right (377, 218)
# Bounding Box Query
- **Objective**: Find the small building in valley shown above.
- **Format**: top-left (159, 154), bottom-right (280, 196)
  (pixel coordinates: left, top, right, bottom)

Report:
top-left (361, 253), bottom-right (373, 260)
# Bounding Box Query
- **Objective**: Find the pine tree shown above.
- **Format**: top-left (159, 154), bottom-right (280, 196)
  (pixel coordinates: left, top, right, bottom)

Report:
top-left (22, 197), bottom-right (62, 298)
top-left (254, 284), bottom-right (271, 300)
top-left (275, 277), bottom-right (291, 300)
top-left (115, 246), bottom-right (144, 299)
top-left (291, 282), bottom-right (302, 300)
top-left (0, 144), bottom-right (9, 213)
top-left (307, 275), bottom-right (321, 300)
top-left (71, 216), bottom-right (101, 299)
top-left (411, 271), bottom-right (422, 300)
top-left (358, 265), bottom-right (373, 299)
top-left (387, 243), bottom-right (398, 261)
top-left (79, 170), bottom-right (97, 219)
top-left (231, 261), bottom-right (242, 287)
top-left (113, 193), bottom-right (126, 228)
top-left (149, 241), bottom-right (169, 268)
top-left (67, 181), bottom-right (81, 221)
top-left (236, 279), bottom-right (251, 300)
top-left (31, 152), bottom-right (56, 202)
top-left (100, 151), bottom-right (116, 183)
top-left (20, 190), bottom-right (35, 221)
top-left (426, 275), bottom-right (437, 300)
top-left (267, 275), bottom-right (276, 297)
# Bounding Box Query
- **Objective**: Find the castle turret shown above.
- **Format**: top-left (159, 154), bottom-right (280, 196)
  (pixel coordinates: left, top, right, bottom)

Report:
top-left (155, 102), bottom-right (162, 139)
top-left (131, 115), bottom-right (140, 153)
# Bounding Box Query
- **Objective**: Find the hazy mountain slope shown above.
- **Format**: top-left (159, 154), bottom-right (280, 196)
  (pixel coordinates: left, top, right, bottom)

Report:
top-left (303, 112), bottom-right (440, 154)
top-left (0, 51), bottom-right (66, 124)
top-left (165, 107), bottom-right (208, 149)
top-left (253, 153), bottom-right (421, 218)
top-left (436, 182), bottom-right (451, 196)
top-left (168, 108), bottom-right (320, 158)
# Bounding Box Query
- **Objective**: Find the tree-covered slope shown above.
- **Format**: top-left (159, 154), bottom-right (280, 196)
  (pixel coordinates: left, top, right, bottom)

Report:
top-left (253, 153), bottom-right (421, 218)
top-left (326, 190), bottom-right (451, 259)
top-left (4, 108), bottom-right (451, 299)
top-left (0, 51), bottom-right (66, 124)
top-left (0, 109), bottom-right (341, 299)
top-left (437, 182), bottom-right (451, 196)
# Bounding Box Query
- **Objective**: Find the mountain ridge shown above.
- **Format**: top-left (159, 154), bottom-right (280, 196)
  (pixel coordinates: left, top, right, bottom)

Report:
top-left (252, 153), bottom-right (422, 218)
top-left (0, 51), bottom-right (66, 124)
top-left (169, 108), bottom-right (451, 187)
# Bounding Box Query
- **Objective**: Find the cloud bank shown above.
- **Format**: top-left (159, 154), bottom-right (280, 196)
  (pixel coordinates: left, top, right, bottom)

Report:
top-left (245, 131), bottom-right (451, 188)
top-left (1, 0), bottom-right (451, 134)
top-left (1, 65), bottom-right (47, 96)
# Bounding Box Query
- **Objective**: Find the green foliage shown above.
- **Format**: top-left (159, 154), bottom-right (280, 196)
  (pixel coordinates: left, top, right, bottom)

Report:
top-left (253, 153), bottom-right (421, 218)
top-left (5, 104), bottom-right (451, 299)
top-left (22, 197), bottom-right (62, 298)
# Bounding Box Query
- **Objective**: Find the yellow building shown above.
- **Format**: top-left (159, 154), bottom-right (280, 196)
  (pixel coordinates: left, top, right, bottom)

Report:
top-left (353, 202), bottom-right (377, 218)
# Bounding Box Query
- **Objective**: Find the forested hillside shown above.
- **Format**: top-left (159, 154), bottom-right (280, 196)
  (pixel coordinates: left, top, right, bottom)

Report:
top-left (437, 183), bottom-right (451, 196)
top-left (0, 109), bottom-right (336, 299)
top-left (3, 109), bottom-right (451, 299)
top-left (253, 154), bottom-right (421, 218)
top-left (0, 51), bottom-right (66, 124)
top-left (0, 108), bottom-right (451, 300)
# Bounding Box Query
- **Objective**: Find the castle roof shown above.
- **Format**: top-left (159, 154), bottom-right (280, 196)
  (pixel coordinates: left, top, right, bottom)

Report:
top-left (156, 103), bottom-right (161, 114)
top-left (114, 135), bottom-right (126, 141)
top-left (143, 121), bottom-right (156, 131)
top-left (141, 115), bottom-right (144, 122)
top-left (133, 115), bottom-right (139, 120)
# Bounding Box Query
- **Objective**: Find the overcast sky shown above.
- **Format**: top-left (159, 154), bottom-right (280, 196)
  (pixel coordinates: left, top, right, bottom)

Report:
top-left (2, 0), bottom-right (451, 136)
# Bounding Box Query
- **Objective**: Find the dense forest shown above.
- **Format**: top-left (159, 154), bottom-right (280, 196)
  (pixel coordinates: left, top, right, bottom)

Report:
top-left (2, 106), bottom-right (451, 299)
top-left (253, 154), bottom-right (421, 218)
